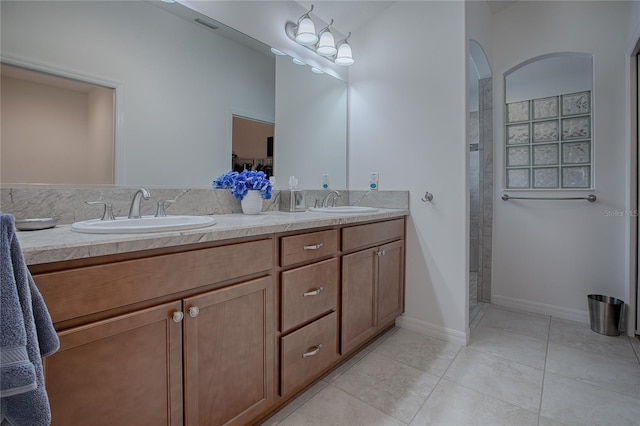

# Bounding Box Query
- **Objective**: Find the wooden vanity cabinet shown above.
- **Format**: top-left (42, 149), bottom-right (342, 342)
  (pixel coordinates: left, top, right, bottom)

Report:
top-left (44, 301), bottom-right (184, 426)
top-left (36, 239), bottom-right (275, 426)
top-left (183, 276), bottom-right (274, 426)
top-left (278, 229), bottom-right (339, 397)
top-left (341, 219), bottom-right (405, 354)
top-left (34, 217), bottom-right (405, 425)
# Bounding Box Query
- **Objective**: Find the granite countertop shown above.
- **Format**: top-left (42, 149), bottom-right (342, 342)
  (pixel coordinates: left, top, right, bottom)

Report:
top-left (17, 209), bottom-right (409, 265)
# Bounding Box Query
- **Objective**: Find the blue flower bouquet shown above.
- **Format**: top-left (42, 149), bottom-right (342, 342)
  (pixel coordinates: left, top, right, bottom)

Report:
top-left (213, 170), bottom-right (273, 201)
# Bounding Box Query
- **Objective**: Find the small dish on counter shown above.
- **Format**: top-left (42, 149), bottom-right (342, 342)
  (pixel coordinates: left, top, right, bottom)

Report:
top-left (15, 218), bottom-right (59, 231)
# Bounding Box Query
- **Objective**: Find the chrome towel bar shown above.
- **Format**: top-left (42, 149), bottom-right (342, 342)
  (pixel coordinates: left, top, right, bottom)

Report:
top-left (502, 194), bottom-right (597, 202)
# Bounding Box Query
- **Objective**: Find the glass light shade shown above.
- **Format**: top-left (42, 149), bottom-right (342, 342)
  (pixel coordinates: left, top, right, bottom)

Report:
top-left (311, 67), bottom-right (324, 74)
top-left (292, 58), bottom-right (306, 65)
top-left (295, 17), bottom-right (318, 45)
top-left (270, 47), bottom-right (286, 56)
top-left (334, 42), bottom-right (354, 66)
top-left (316, 31), bottom-right (337, 57)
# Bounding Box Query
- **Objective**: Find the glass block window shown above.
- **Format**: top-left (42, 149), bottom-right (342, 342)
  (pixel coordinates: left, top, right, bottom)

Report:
top-left (505, 91), bottom-right (591, 189)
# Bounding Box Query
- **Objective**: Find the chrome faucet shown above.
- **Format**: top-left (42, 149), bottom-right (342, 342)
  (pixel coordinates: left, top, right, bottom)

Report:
top-left (321, 190), bottom-right (342, 208)
top-left (128, 188), bottom-right (151, 219)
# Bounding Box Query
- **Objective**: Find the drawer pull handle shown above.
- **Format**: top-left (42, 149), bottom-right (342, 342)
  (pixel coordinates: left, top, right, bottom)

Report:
top-left (189, 306), bottom-right (200, 318)
top-left (172, 311), bottom-right (184, 323)
top-left (303, 287), bottom-right (324, 297)
top-left (302, 344), bottom-right (323, 358)
top-left (303, 243), bottom-right (323, 250)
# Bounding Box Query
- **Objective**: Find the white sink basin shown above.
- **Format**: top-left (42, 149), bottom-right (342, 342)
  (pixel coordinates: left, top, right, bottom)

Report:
top-left (71, 215), bottom-right (216, 234)
top-left (309, 206), bottom-right (378, 214)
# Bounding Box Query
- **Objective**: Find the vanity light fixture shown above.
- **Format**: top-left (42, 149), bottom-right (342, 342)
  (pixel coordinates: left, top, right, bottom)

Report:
top-left (316, 20), bottom-right (337, 57)
top-left (334, 33), bottom-right (354, 66)
top-left (311, 67), bottom-right (324, 74)
top-left (292, 58), bottom-right (306, 65)
top-left (285, 5), bottom-right (354, 67)
top-left (294, 5), bottom-right (319, 45)
top-left (270, 47), bottom-right (287, 56)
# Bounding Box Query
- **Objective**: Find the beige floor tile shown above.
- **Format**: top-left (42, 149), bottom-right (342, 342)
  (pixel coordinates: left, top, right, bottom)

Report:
top-left (322, 348), bottom-right (370, 383)
top-left (546, 342), bottom-right (640, 398)
top-left (630, 336), bottom-right (640, 363)
top-left (373, 329), bottom-right (462, 377)
top-left (332, 352), bottom-right (439, 423)
top-left (537, 415), bottom-right (570, 426)
top-left (541, 372), bottom-right (640, 426)
top-left (549, 317), bottom-right (637, 363)
top-left (470, 302), bottom-right (490, 329)
top-left (263, 380), bottom-right (329, 425)
top-left (278, 385), bottom-right (405, 426)
top-left (444, 348), bottom-right (543, 413)
top-left (469, 325), bottom-right (548, 369)
top-left (409, 379), bottom-right (538, 426)
top-left (478, 305), bottom-right (550, 340)
top-left (367, 326), bottom-right (401, 350)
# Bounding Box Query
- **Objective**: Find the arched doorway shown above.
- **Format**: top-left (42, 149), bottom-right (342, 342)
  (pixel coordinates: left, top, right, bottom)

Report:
top-left (468, 40), bottom-right (493, 325)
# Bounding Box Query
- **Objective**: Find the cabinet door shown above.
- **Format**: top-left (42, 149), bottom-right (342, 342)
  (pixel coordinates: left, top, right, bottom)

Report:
top-left (377, 240), bottom-right (405, 328)
top-left (341, 247), bottom-right (378, 354)
top-left (44, 301), bottom-right (183, 426)
top-left (183, 276), bottom-right (274, 426)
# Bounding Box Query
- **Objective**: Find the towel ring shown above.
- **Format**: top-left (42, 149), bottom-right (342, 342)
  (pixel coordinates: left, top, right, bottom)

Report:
top-left (421, 192), bottom-right (434, 202)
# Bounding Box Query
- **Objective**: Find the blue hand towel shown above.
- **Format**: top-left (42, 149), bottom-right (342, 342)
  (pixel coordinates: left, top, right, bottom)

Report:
top-left (0, 213), bottom-right (59, 425)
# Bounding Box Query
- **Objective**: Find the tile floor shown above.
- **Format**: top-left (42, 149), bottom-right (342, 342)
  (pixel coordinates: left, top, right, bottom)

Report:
top-left (262, 304), bottom-right (640, 426)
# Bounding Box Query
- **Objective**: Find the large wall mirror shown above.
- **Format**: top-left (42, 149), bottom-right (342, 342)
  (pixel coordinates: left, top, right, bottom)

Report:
top-left (0, 0), bottom-right (348, 189)
top-left (504, 53), bottom-right (593, 190)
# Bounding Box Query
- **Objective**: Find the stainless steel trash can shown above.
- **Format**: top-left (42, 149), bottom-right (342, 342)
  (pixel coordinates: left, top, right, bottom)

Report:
top-left (587, 294), bottom-right (623, 336)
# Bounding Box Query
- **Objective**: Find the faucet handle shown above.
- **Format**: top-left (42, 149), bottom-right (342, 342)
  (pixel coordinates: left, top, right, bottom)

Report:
top-left (85, 201), bottom-right (116, 221)
top-left (155, 199), bottom-right (176, 217)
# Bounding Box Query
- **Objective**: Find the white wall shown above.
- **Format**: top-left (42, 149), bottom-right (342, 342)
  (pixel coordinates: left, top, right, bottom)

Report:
top-left (275, 56), bottom-right (347, 190)
top-left (181, 0), bottom-right (348, 82)
top-left (492, 2), bottom-right (632, 326)
top-left (1, 1), bottom-right (274, 188)
top-left (349, 1), bottom-right (468, 343)
top-left (505, 55), bottom-right (592, 102)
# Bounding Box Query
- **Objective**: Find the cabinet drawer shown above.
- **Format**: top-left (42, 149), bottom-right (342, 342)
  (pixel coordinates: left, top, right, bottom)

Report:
top-left (280, 230), bottom-right (337, 266)
top-left (342, 219), bottom-right (404, 252)
top-left (281, 258), bottom-right (338, 332)
top-left (281, 312), bottom-right (338, 395)
top-left (35, 239), bottom-right (273, 323)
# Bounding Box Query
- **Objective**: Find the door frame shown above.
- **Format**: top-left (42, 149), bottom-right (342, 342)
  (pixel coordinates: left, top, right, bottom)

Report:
top-left (627, 34), bottom-right (640, 336)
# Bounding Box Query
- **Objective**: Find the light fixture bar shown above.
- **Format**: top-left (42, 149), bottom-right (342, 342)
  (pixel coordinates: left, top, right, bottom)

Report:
top-left (284, 6), bottom-right (354, 67)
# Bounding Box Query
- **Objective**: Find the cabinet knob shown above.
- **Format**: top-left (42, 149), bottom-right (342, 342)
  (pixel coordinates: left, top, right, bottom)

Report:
top-left (188, 306), bottom-right (200, 318)
top-left (377, 249), bottom-right (386, 257)
top-left (303, 243), bottom-right (323, 250)
top-left (303, 287), bottom-right (324, 297)
top-left (172, 311), bottom-right (184, 323)
top-left (302, 344), bottom-right (323, 358)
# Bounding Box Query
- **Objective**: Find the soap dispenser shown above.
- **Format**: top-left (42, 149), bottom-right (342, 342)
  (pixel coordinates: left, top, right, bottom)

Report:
top-left (280, 176), bottom-right (306, 212)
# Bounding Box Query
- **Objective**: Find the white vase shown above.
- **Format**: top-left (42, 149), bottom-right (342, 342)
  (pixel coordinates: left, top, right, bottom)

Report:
top-left (241, 190), bottom-right (263, 215)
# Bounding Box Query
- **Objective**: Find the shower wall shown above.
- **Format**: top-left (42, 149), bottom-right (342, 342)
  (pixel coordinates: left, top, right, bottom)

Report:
top-left (469, 111), bottom-right (480, 314)
top-left (477, 77), bottom-right (493, 302)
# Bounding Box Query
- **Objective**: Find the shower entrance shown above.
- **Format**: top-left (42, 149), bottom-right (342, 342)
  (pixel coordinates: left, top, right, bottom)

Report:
top-left (468, 40), bottom-right (493, 325)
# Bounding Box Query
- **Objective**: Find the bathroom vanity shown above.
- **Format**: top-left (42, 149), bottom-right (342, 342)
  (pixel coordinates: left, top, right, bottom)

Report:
top-left (20, 210), bottom-right (407, 426)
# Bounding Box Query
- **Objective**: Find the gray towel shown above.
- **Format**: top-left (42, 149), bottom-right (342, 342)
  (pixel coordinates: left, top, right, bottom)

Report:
top-left (0, 213), bottom-right (59, 425)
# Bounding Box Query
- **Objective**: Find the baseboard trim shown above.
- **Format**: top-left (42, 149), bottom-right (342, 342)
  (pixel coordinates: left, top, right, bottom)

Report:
top-left (396, 315), bottom-right (468, 346)
top-left (492, 295), bottom-right (589, 324)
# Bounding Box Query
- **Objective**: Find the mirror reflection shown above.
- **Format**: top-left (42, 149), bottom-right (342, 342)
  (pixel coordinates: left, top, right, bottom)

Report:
top-left (231, 116), bottom-right (274, 177)
top-left (1, 0), bottom-right (348, 189)
top-left (1, 64), bottom-right (115, 185)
